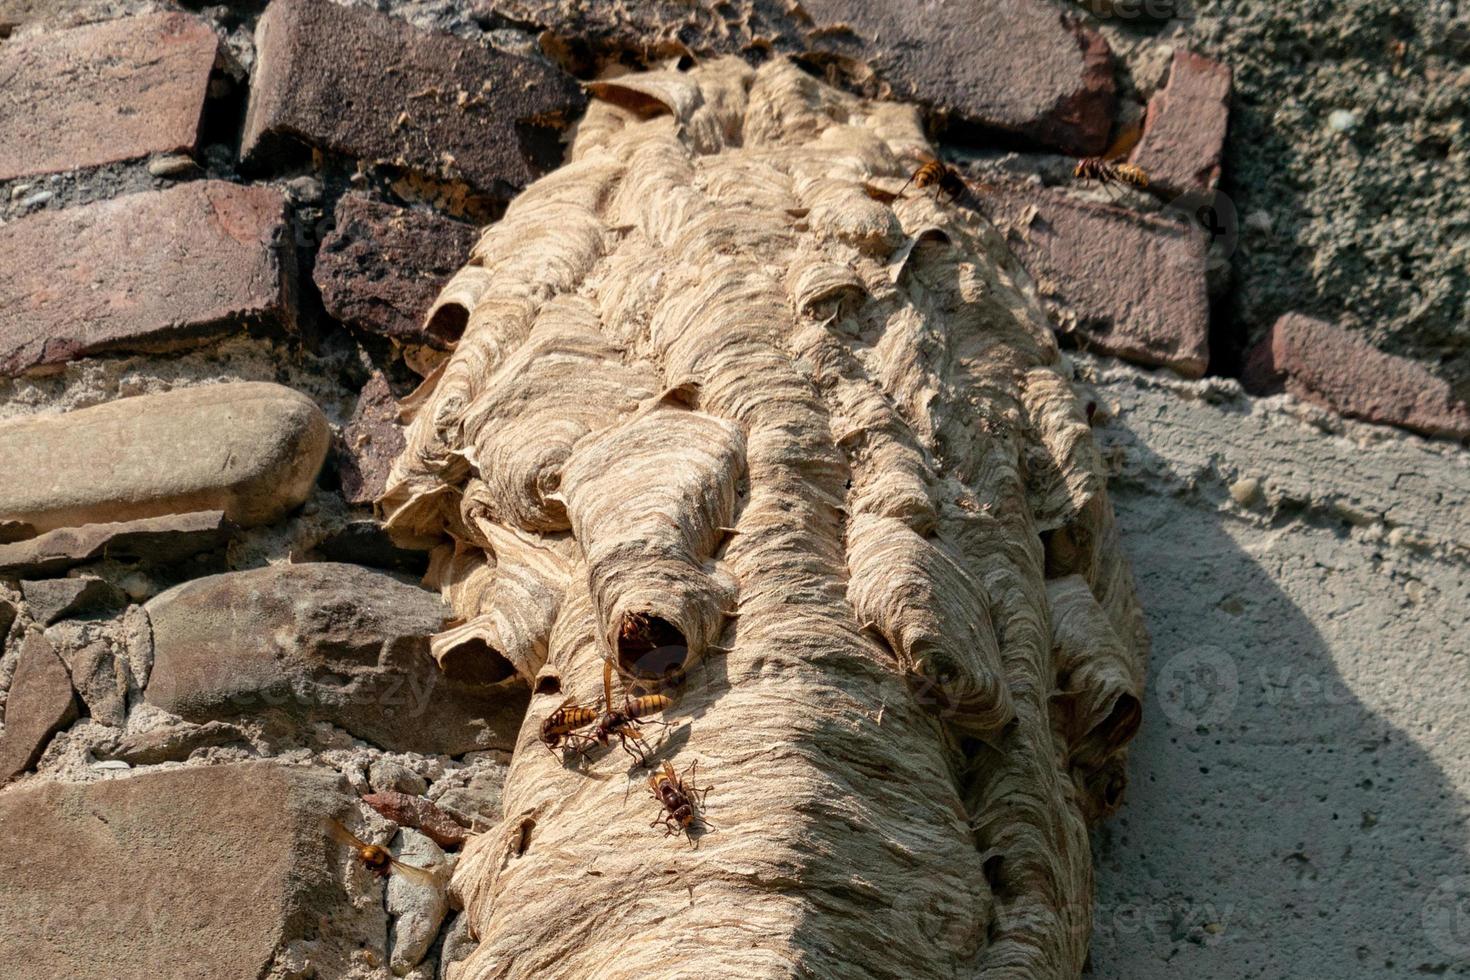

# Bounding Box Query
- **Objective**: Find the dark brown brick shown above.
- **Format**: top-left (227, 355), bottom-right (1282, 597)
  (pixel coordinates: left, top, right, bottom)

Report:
top-left (1129, 49), bottom-right (1232, 197)
top-left (337, 373), bottom-right (406, 506)
top-left (0, 181), bottom-right (294, 377)
top-left (19, 576), bottom-right (124, 625)
top-left (242, 0), bottom-right (587, 198)
top-left (487, 0), bottom-right (1114, 154)
top-left (0, 511), bottom-right (233, 578)
top-left (1242, 314), bottom-right (1470, 440)
top-left (991, 186), bottom-right (1210, 377)
top-left (316, 520), bottom-right (430, 574)
top-left (0, 633), bottom-right (78, 786)
top-left (144, 563), bottom-right (527, 756)
top-left (800, 0), bottom-right (1116, 154)
top-left (0, 12), bottom-right (217, 181)
top-left (313, 192), bottom-right (477, 348)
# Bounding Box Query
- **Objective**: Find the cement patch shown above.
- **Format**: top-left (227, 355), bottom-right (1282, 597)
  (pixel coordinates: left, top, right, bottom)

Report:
top-left (1087, 360), bottom-right (1470, 978)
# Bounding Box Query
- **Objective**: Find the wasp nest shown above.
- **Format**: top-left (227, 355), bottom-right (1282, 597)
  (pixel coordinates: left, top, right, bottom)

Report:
top-left (381, 56), bottom-right (1147, 980)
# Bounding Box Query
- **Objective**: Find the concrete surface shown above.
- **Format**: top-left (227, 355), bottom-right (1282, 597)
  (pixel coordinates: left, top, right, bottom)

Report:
top-left (1083, 357), bottom-right (1470, 978)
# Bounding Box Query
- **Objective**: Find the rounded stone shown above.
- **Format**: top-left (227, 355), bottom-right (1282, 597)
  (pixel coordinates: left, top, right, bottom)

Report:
top-left (369, 759), bottom-right (429, 797)
top-left (1229, 477), bottom-right (1262, 507)
top-left (0, 382), bottom-right (330, 532)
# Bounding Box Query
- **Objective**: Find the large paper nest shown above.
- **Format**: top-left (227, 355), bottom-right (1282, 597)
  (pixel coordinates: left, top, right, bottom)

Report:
top-left (380, 56), bottom-right (1148, 980)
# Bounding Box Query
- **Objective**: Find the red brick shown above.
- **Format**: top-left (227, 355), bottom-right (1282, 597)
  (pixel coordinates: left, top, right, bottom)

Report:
top-left (0, 633), bottom-right (78, 786)
top-left (991, 186), bottom-right (1210, 377)
top-left (337, 372), bottom-right (406, 506)
top-left (0, 12), bottom-right (217, 181)
top-left (0, 181), bottom-right (294, 377)
top-left (313, 192), bottom-right (477, 348)
top-left (0, 0), bottom-right (153, 34)
top-left (242, 0), bottom-right (586, 197)
top-left (362, 791), bottom-right (470, 849)
top-left (1129, 49), bottom-right (1232, 197)
top-left (1242, 314), bottom-right (1470, 440)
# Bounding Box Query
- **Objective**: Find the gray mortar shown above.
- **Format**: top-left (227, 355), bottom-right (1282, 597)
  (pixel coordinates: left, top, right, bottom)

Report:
top-left (1081, 355), bottom-right (1470, 978)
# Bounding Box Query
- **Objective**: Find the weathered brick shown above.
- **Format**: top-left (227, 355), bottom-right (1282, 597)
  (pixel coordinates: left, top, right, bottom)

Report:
top-left (1129, 49), bottom-right (1232, 197)
top-left (800, 0), bottom-right (1116, 154)
top-left (0, 633), bottom-right (77, 786)
top-left (144, 563), bottom-right (528, 755)
top-left (336, 372), bottom-right (407, 506)
top-left (0, 12), bottom-right (217, 181)
top-left (362, 790), bottom-right (471, 849)
top-left (1242, 314), bottom-right (1470, 440)
top-left (313, 192), bottom-right (477, 348)
top-left (0, 0), bottom-right (156, 33)
top-left (484, 0), bottom-right (1115, 154)
top-left (20, 576), bottom-right (124, 625)
top-left (0, 181), bottom-right (294, 377)
top-left (0, 511), bottom-right (234, 578)
top-left (991, 186), bottom-right (1210, 377)
top-left (95, 720), bottom-right (249, 766)
top-left (242, 0), bottom-right (587, 197)
top-left (0, 762), bottom-right (372, 980)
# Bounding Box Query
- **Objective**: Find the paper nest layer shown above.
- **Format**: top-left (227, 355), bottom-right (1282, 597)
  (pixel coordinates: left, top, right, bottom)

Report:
top-left (380, 56), bottom-right (1148, 980)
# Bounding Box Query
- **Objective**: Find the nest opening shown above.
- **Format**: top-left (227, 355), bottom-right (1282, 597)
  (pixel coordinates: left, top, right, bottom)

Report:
top-left (982, 853), bottom-right (1005, 892)
top-left (425, 304), bottom-right (470, 346)
top-left (437, 637), bottom-right (516, 685)
top-left (513, 817), bottom-right (536, 858)
top-left (1096, 693), bottom-right (1143, 751)
top-left (615, 611), bottom-right (690, 685)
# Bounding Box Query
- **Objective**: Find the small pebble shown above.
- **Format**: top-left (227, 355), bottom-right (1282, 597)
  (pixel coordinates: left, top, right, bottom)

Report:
top-left (91, 759), bottom-right (131, 770)
top-left (285, 175), bottom-right (324, 205)
top-left (1244, 211), bottom-right (1274, 234)
top-left (370, 758), bottom-right (429, 796)
top-left (20, 191), bottom-right (53, 209)
top-left (147, 154), bottom-right (199, 179)
top-left (1229, 477), bottom-right (1262, 507)
top-left (1327, 109), bottom-right (1358, 133)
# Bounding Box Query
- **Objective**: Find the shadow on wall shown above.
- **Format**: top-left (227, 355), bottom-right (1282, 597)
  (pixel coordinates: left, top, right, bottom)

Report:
top-left (1089, 430), bottom-right (1470, 978)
